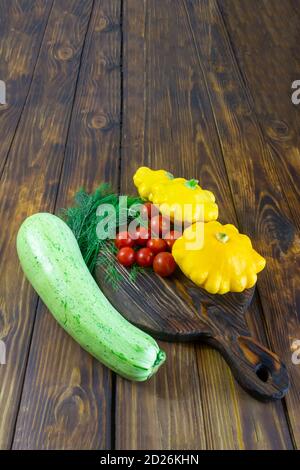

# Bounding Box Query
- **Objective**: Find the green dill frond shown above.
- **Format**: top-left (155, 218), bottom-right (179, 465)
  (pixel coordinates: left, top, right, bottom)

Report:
top-left (60, 184), bottom-right (146, 286)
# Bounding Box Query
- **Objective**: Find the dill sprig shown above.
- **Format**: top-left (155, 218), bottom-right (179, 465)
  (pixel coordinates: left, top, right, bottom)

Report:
top-left (60, 184), bottom-right (145, 286)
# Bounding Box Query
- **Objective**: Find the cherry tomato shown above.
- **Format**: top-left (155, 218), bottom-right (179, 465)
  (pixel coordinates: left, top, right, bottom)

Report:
top-left (150, 215), bottom-right (171, 237)
top-left (147, 238), bottom-right (168, 255)
top-left (165, 230), bottom-right (182, 250)
top-left (136, 247), bottom-right (155, 267)
top-left (115, 231), bottom-right (135, 249)
top-left (129, 226), bottom-right (150, 246)
top-left (140, 202), bottom-right (158, 220)
top-left (153, 252), bottom-right (176, 277)
top-left (117, 247), bottom-right (136, 267)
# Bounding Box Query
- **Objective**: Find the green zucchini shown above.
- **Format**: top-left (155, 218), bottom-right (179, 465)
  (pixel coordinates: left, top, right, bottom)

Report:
top-left (17, 212), bottom-right (166, 381)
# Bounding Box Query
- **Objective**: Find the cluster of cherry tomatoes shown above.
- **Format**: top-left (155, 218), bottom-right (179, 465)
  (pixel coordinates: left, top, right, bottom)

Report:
top-left (115, 202), bottom-right (181, 278)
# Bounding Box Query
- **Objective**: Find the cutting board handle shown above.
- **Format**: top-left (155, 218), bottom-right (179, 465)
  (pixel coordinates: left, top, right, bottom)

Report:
top-left (209, 334), bottom-right (289, 400)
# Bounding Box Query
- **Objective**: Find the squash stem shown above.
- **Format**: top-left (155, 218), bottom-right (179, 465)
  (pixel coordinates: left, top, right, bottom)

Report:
top-left (148, 349), bottom-right (166, 379)
top-left (185, 179), bottom-right (199, 189)
top-left (216, 232), bottom-right (229, 243)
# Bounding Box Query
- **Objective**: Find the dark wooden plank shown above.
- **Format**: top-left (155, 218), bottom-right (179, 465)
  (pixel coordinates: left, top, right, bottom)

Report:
top-left (117, 341), bottom-right (206, 450)
top-left (218, 0), bottom-right (300, 230)
top-left (183, 0), bottom-right (299, 448)
top-left (12, 0), bottom-right (121, 450)
top-left (0, 0), bottom-right (53, 175)
top-left (116, 0), bottom-right (292, 449)
top-left (0, 0), bottom-right (94, 450)
top-left (117, 0), bottom-right (206, 450)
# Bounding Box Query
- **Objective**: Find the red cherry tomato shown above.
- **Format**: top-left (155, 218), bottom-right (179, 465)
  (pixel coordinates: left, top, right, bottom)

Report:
top-left (136, 247), bottom-right (155, 267)
top-left (147, 238), bottom-right (168, 255)
top-left (165, 230), bottom-right (182, 250)
top-left (140, 202), bottom-right (159, 220)
top-left (117, 247), bottom-right (136, 267)
top-left (153, 252), bottom-right (176, 277)
top-left (129, 226), bottom-right (150, 246)
top-left (115, 231), bottom-right (135, 249)
top-left (150, 215), bottom-right (171, 237)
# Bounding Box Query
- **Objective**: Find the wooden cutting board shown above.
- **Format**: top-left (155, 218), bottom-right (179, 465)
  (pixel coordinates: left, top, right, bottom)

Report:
top-left (95, 249), bottom-right (289, 401)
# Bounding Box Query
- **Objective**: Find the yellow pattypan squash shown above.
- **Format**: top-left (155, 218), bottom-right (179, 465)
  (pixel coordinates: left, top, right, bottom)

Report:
top-left (133, 167), bottom-right (173, 199)
top-left (172, 221), bottom-right (266, 294)
top-left (133, 167), bottom-right (218, 223)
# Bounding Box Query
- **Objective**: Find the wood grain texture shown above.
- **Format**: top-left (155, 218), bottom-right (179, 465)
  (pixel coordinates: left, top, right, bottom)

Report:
top-left (116, 0), bottom-right (206, 450)
top-left (218, 0), bottom-right (300, 230)
top-left (1, 0), bottom-right (297, 450)
top-left (0, 0), bottom-right (94, 449)
top-left (116, 0), bottom-right (292, 449)
top-left (183, 0), bottom-right (300, 447)
top-left (0, 0), bottom-right (53, 175)
top-left (117, 341), bottom-right (206, 450)
top-left (12, 0), bottom-right (121, 450)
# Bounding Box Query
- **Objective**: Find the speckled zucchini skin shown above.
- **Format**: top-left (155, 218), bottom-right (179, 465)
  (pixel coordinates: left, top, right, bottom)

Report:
top-left (17, 213), bottom-right (166, 381)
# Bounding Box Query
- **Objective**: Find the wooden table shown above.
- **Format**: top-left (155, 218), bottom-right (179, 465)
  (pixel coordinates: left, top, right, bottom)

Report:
top-left (0, 0), bottom-right (299, 450)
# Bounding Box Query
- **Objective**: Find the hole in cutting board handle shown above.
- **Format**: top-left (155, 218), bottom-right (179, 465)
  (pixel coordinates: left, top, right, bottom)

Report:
top-left (229, 335), bottom-right (290, 399)
top-left (255, 364), bottom-right (270, 383)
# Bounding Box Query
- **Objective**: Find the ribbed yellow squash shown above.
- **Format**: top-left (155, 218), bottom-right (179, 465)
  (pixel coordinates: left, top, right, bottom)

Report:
top-left (133, 167), bottom-right (218, 223)
top-left (172, 221), bottom-right (266, 294)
